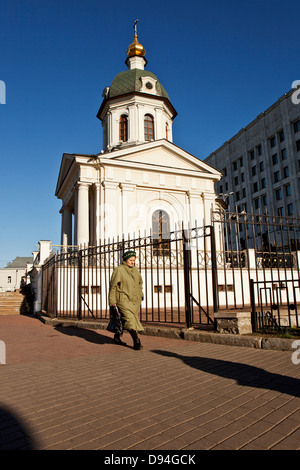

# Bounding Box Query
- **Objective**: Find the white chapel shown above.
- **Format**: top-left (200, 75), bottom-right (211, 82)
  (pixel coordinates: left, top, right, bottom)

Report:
top-left (55, 24), bottom-right (222, 247)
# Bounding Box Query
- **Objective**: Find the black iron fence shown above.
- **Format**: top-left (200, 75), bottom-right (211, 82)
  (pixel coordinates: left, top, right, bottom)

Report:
top-left (213, 210), bottom-right (300, 331)
top-left (42, 212), bottom-right (300, 332)
top-left (42, 225), bottom-right (216, 328)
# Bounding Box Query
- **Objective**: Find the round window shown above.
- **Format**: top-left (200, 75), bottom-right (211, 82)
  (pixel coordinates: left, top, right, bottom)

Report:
top-left (146, 82), bottom-right (153, 90)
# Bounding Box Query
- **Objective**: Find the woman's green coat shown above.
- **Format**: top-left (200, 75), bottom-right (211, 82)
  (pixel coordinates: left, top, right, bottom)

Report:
top-left (108, 261), bottom-right (144, 331)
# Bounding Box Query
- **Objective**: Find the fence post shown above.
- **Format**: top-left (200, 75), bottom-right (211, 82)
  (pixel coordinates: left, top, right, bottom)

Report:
top-left (183, 228), bottom-right (191, 328)
top-left (210, 225), bottom-right (219, 314)
top-left (250, 279), bottom-right (257, 332)
top-left (78, 250), bottom-right (82, 320)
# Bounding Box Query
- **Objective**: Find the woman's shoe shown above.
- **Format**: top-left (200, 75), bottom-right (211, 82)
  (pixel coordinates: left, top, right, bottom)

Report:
top-left (133, 338), bottom-right (143, 350)
top-left (113, 334), bottom-right (126, 346)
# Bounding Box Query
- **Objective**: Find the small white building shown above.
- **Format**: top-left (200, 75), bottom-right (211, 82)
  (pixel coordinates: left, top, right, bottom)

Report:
top-left (55, 26), bottom-right (222, 247)
top-left (0, 257), bottom-right (33, 292)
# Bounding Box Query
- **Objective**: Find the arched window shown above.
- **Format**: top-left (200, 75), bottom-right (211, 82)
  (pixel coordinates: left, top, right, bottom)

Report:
top-left (144, 114), bottom-right (154, 141)
top-left (152, 210), bottom-right (170, 256)
top-left (119, 115), bottom-right (128, 142)
top-left (165, 123), bottom-right (169, 140)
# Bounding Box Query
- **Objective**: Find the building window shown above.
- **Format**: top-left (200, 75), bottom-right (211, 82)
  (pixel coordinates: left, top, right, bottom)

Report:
top-left (251, 166), bottom-right (256, 176)
top-left (261, 177), bottom-right (266, 189)
top-left (278, 130), bottom-right (285, 142)
top-left (259, 161), bottom-right (264, 172)
top-left (253, 182), bottom-right (258, 192)
top-left (262, 194), bottom-right (268, 206)
top-left (249, 150), bottom-right (255, 160)
top-left (233, 161), bottom-right (237, 171)
top-left (257, 145), bottom-right (262, 156)
top-left (285, 184), bottom-right (292, 196)
top-left (7, 276), bottom-right (11, 284)
top-left (274, 170), bottom-right (280, 183)
top-left (144, 114), bottom-right (154, 141)
top-left (152, 210), bottom-right (170, 256)
top-left (254, 198), bottom-right (260, 209)
top-left (119, 115), bottom-right (128, 142)
top-left (239, 157), bottom-right (244, 167)
top-left (283, 166), bottom-right (289, 178)
top-left (294, 120), bottom-right (300, 133)
top-left (275, 188), bottom-right (282, 200)
top-left (165, 123), bottom-right (169, 140)
top-left (296, 140), bottom-right (300, 152)
top-left (281, 148), bottom-right (287, 160)
top-left (242, 188), bottom-right (246, 198)
top-left (272, 153), bottom-right (278, 165)
top-left (287, 203), bottom-right (294, 216)
top-left (235, 191), bottom-right (240, 202)
top-left (278, 207), bottom-right (284, 216)
top-left (270, 136), bottom-right (276, 148)
top-left (234, 176), bottom-right (239, 186)
top-left (241, 172), bottom-right (245, 182)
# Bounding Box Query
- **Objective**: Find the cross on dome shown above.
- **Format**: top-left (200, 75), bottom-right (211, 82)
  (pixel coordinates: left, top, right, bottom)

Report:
top-left (126, 19), bottom-right (146, 58)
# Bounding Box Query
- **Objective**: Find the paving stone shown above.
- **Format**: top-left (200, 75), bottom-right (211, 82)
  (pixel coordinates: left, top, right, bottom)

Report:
top-left (0, 315), bottom-right (299, 450)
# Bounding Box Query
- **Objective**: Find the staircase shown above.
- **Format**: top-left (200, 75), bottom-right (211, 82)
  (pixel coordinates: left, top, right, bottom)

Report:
top-left (0, 290), bottom-right (29, 316)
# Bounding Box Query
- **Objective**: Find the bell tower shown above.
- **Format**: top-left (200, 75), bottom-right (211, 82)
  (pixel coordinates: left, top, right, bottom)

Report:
top-left (97, 21), bottom-right (177, 152)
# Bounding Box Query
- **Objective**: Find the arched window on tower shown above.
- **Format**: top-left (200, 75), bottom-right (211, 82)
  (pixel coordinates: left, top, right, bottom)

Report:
top-left (144, 114), bottom-right (154, 141)
top-left (152, 210), bottom-right (170, 256)
top-left (119, 115), bottom-right (128, 142)
top-left (165, 123), bottom-right (169, 140)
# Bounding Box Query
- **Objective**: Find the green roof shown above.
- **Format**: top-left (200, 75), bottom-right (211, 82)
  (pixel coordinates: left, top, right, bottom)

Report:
top-left (109, 69), bottom-right (170, 101)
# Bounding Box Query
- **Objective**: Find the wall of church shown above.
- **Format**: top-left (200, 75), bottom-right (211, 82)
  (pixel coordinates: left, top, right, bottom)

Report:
top-left (101, 95), bottom-right (174, 150)
top-left (100, 163), bottom-right (216, 243)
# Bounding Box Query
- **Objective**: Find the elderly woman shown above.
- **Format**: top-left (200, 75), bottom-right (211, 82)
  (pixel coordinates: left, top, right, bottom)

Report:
top-left (108, 250), bottom-right (144, 350)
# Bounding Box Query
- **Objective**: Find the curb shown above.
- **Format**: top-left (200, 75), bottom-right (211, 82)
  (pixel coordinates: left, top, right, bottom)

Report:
top-left (36, 313), bottom-right (296, 352)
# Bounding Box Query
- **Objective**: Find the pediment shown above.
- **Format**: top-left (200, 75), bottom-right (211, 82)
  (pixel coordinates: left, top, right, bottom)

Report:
top-left (55, 153), bottom-right (75, 196)
top-left (108, 140), bottom-right (221, 177)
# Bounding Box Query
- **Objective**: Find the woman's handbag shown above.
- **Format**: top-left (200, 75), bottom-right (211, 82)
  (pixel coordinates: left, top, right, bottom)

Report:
top-left (107, 306), bottom-right (123, 334)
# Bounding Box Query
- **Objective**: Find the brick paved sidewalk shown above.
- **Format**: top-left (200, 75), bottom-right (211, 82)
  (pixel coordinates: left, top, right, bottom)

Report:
top-left (0, 314), bottom-right (300, 450)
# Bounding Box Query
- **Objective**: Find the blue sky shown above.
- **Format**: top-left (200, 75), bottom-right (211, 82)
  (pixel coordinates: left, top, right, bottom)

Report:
top-left (0, 0), bottom-right (298, 267)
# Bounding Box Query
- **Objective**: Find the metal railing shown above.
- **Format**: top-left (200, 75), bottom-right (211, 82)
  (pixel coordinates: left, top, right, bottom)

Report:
top-left (42, 213), bottom-right (300, 332)
top-left (42, 225), bottom-right (216, 328)
top-left (213, 210), bottom-right (300, 331)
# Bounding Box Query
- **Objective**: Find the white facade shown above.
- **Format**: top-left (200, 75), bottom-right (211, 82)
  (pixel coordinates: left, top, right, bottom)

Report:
top-left (55, 32), bottom-right (222, 247)
top-left (0, 257), bottom-right (33, 292)
top-left (56, 140), bottom-right (221, 247)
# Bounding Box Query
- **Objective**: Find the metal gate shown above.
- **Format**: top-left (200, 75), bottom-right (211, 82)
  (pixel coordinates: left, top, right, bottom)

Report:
top-left (42, 224), bottom-right (216, 329)
top-left (250, 278), bottom-right (300, 332)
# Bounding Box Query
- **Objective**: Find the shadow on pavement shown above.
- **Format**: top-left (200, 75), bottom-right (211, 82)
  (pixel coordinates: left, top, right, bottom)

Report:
top-left (152, 350), bottom-right (300, 398)
top-left (0, 406), bottom-right (36, 450)
top-left (54, 325), bottom-right (114, 345)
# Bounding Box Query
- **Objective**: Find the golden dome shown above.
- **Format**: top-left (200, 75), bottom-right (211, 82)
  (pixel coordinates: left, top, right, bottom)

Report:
top-left (126, 20), bottom-right (146, 58)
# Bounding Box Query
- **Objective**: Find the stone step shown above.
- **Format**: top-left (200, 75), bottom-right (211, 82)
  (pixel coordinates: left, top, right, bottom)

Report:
top-left (0, 290), bottom-right (32, 315)
top-left (0, 307), bottom-right (22, 315)
top-left (0, 297), bottom-right (25, 307)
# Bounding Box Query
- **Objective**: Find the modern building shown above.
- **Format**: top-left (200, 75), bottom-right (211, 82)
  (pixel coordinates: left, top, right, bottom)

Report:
top-left (204, 89), bottom-right (300, 217)
top-left (55, 24), bottom-right (222, 248)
